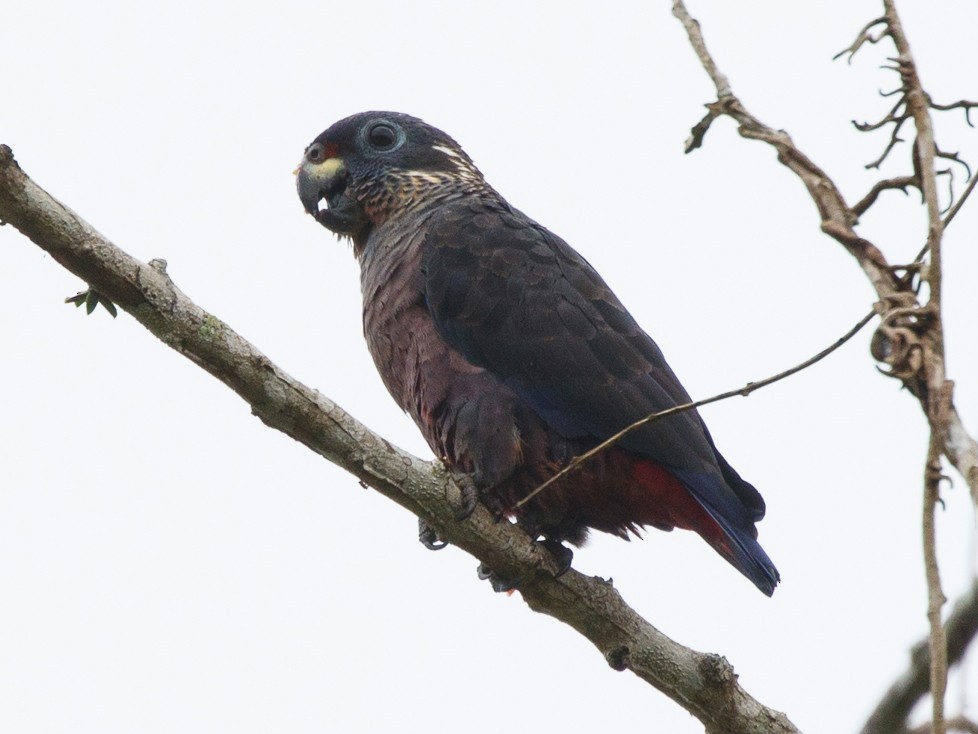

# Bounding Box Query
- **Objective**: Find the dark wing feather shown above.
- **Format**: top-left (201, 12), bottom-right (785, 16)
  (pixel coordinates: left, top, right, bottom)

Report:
top-left (422, 198), bottom-right (719, 476)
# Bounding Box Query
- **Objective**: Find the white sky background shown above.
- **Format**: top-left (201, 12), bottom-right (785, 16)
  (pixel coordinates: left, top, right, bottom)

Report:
top-left (1, 1), bottom-right (976, 731)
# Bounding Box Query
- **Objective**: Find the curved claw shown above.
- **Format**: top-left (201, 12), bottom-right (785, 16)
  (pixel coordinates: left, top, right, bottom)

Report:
top-left (473, 539), bottom-right (573, 591)
top-left (538, 538), bottom-right (574, 577)
top-left (418, 518), bottom-right (448, 551)
top-left (451, 471), bottom-right (480, 521)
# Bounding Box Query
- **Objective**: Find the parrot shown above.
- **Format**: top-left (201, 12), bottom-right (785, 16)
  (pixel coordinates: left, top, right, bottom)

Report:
top-left (296, 111), bottom-right (779, 595)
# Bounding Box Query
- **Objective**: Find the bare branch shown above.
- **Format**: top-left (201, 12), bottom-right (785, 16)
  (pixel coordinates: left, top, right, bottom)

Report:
top-left (853, 94), bottom-right (908, 132)
top-left (672, 1), bottom-right (905, 303)
top-left (881, 4), bottom-right (953, 733)
top-left (834, 17), bottom-right (889, 63)
top-left (861, 579), bottom-right (978, 734)
top-left (944, 173), bottom-right (978, 228)
top-left (906, 172), bottom-right (978, 287)
top-left (675, 0), bottom-right (978, 505)
top-left (0, 145), bottom-right (804, 734)
top-left (935, 146), bottom-right (973, 183)
top-left (924, 404), bottom-right (951, 734)
top-left (670, 2), bottom-right (731, 98)
top-left (853, 175), bottom-right (917, 218)
top-left (864, 117), bottom-right (908, 170)
top-left (685, 101), bottom-right (724, 153)
top-left (929, 98), bottom-right (978, 127)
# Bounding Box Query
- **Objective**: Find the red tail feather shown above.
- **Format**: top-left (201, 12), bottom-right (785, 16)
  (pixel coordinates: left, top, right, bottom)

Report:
top-left (629, 458), bottom-right (733, 560)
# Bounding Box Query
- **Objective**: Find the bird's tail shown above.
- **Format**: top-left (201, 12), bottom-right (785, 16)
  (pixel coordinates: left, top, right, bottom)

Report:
top-left (672, 469), bottom-right (780, 597)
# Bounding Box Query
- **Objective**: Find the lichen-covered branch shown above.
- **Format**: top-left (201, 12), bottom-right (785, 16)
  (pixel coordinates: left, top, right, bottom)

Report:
top-left (0, 145), bottom-right (801, 733)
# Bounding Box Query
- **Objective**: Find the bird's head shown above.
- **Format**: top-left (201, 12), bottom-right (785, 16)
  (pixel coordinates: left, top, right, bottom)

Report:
top-left (296, 112), bottom-right (486, 244)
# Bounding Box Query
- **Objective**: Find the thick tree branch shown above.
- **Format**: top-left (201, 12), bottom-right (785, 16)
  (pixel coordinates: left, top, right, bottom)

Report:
top-left (0, 146), bottom-right (801, 733)
top-left (861, 578), bottom-right (978, 734)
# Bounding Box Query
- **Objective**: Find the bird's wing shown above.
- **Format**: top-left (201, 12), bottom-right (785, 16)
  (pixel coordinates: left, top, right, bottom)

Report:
top-left (421, 197), bottom-right (720, 477)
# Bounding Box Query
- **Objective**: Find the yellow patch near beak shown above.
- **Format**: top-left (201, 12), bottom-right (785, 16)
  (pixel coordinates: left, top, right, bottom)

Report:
top-left (314, 157), bottom-right (346, 178)
top-left (296, 157), bottom-right (346, 179)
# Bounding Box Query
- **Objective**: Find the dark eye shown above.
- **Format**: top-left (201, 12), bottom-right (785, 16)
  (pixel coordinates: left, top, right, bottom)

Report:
top-left (306, 142), bottom-right (326, 163)
top-left (367, 122), bottom-right (398, 150)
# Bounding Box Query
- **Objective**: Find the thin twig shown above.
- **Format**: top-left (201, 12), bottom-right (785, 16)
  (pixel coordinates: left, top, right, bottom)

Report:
top-left (929, 99), bottom-right (978, 127)
top-left (865, 117), bottom-right (908, 170)
top-left (517, 310), bottom-right (876, 509)
top-left (834, 16), bottom-right (890, 63)
top-left (853, 99), bottom-right (908, 132)
top-left (853, 175), bottom-right (917, 217)
top-left (907, 172), bottom-right (978, 270)
top-left (944, 173), bottom-right (978, 227)
top-left (935, 146), bottom-right (973, 183)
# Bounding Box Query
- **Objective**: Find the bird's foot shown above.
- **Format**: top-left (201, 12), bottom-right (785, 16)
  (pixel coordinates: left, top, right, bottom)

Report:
top-left (537, 537), bottom-right (574, 577)
top-left (449, 470), bottom-right (480, 521)
top-left (474, 538), bottom-right (573, 592)
top-left (476, 563), bottom-right (520, 593)
top-left (418, 518), bottom-right (448, 551)
top-left (420, 467), bottom-right (509, 551)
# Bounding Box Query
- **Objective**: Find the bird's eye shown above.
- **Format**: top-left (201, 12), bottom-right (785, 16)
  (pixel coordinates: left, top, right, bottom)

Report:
top-left (366, 122), bottom-right (399, 151)
top-left (306, 143), bottom-right (326, 163)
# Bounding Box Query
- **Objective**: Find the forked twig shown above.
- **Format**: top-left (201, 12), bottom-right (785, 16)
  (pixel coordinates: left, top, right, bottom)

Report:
top-left (833, 17), bottom-right (889, 63)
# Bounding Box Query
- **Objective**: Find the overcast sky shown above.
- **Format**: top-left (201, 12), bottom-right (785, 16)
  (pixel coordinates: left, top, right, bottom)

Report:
top-left (2, 1), bottom-right (977, 732)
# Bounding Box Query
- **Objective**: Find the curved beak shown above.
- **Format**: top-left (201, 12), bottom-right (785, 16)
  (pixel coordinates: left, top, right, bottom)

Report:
top-left (296, 157), bottom-right (347, 216)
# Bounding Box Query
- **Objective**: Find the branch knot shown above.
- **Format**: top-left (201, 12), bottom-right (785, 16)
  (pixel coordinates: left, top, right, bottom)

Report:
top-left (870, 300), bottom-right (934, 383)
